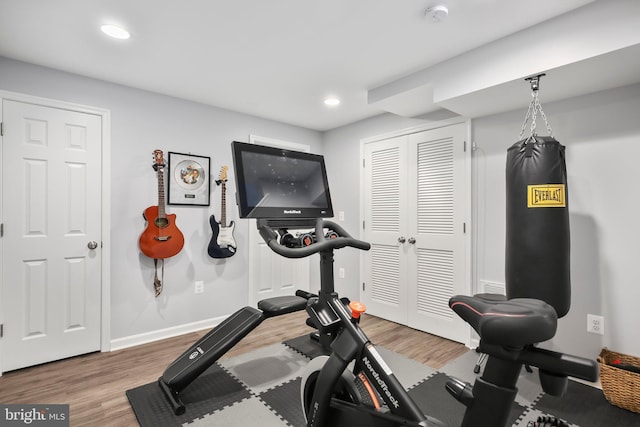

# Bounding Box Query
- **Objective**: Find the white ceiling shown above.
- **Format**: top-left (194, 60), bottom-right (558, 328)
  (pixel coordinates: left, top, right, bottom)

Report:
top-left (0, 0), bottom-right (598, 131)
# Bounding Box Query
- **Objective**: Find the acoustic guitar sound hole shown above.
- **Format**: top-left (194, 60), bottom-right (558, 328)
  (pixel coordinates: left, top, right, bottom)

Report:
top-left (155, 218), bottom-right (169, 228)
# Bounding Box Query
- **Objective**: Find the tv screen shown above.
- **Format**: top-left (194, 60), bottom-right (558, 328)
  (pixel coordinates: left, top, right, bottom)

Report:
top-left (231, 141), bottom-right (334, 220)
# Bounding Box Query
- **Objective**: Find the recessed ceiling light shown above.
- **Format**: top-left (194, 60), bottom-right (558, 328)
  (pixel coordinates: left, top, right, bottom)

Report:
top-left (100, 24), bottom-right (130, 40)
top-left (324, 97), bottom-right (341, 106)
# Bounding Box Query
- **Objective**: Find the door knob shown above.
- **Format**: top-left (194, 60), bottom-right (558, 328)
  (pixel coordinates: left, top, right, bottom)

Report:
top-left (408, 237), bottom-right (416, 244)
top-left (88, 241), bottom-right (98, 250)
top-left (398, 236), bottom-right (406, 244)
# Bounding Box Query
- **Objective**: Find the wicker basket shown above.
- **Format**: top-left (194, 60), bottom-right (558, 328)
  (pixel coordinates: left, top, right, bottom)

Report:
top-left (598, 348), bottom-right (640, 413)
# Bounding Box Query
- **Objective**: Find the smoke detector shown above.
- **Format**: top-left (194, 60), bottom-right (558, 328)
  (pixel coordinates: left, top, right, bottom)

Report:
top-left (426, 5), bottom-right (449, 23)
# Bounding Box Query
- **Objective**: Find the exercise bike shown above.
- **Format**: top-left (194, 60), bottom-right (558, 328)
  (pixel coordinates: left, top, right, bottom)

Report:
top-left (257, 218), bottom-right (599, 427)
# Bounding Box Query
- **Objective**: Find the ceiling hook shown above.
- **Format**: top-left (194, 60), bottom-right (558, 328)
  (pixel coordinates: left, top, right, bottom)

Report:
top-left (525, 73), bottom-right (546, 92)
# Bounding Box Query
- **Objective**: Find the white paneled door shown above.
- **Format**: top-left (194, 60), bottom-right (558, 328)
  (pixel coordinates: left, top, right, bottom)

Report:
top-left (362, 123), bottom-right (469, 343)
top-left (249, 218), bottom-right (310, 305)
top-left (1, 99), bottom-right (102, 372)
top-left (247, 136), bottom-right (311, 306)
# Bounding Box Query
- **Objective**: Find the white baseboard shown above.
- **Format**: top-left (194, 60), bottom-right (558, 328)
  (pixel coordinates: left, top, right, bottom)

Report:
top-left (470, 336), bottom-right (480, 349)
top-left (109, 315), bottom-right (227, 351)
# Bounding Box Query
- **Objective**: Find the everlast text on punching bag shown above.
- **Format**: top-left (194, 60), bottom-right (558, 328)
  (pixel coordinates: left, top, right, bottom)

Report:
top-left (505, 136), bottom-right (571, 318)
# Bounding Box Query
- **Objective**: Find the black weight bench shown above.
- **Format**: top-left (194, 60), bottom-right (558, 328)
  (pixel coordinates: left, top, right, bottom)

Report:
top-left (158, 292), bottom-right (311, 415)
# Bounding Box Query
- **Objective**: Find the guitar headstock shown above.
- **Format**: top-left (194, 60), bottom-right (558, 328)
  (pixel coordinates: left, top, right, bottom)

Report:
top-left (152, 149), bottom-right (165, 171)
top-left (216, 166), bottom-right (229, 185)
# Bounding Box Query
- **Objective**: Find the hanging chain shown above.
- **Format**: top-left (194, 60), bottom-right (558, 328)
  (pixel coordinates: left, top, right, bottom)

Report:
top-left (519, 76), bottom-right (553, 140)
top-left (536, 92), bottom-right (554, 137)
top-left (518, 94), bottom-right (535, 140)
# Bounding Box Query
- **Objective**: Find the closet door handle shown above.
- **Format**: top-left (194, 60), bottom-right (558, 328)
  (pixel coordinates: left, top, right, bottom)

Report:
top-left (398, 236), bottom-right (406, 244)
top-left (408, 237), bottom-right (416, 244)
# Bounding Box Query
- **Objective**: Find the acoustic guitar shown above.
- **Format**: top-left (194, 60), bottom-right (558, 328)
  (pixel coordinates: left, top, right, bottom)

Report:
top-left (208, 166), bottom-right (236, 258)
top-left (139, 150), bottom-right (185, 260)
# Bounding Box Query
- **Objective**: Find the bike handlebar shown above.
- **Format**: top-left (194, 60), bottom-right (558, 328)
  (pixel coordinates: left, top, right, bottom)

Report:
top-left (258, 218), bottom-right (370, 258)
top-left (520, 346), bottom-right (599, 383)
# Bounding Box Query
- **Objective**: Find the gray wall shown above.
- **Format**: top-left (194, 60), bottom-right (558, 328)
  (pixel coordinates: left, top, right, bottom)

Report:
top-left (323, 84), bottom-right (640, 360)
top-left (3, 55), bottom-right (639, 361)
top-left (0, 56), bottom-right (322, 341)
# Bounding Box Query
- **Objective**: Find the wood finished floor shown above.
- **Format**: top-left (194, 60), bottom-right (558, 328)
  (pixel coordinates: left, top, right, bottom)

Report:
top-left (0, 311), bottom-right (468, 426)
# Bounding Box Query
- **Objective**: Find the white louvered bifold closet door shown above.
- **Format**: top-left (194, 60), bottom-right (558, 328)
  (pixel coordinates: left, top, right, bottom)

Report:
top-left (362, 123), bottom-right (468, 343)
top-left (406, 125), bottom-right (467, 341)
top-left (362, 135), bottom-right (410, 324)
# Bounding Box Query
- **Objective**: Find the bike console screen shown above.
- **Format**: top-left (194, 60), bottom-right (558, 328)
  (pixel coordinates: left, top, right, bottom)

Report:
top-left (232, 141), bottom-right (334, 221)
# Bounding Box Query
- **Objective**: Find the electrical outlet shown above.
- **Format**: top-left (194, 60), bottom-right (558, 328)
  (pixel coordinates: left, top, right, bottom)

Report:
top-left (339, 211), bottom-right (345, 221)
top-left (195, 280), bottom-right (204, 294)
top-left (339, 268), bottom-right (345, 278)
top-left (587, 314), bottom-right (604, 335)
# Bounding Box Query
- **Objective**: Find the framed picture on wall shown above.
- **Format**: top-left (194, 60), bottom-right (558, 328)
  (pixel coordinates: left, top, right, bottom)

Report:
top-left (167, 152), bottom-right (210, 206)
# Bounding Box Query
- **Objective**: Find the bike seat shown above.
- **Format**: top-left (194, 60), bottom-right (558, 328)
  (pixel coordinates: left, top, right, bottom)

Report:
top-left (257, 295), bottom-right (308, 318)
top-left (449, 296), bottom-right (557, 347)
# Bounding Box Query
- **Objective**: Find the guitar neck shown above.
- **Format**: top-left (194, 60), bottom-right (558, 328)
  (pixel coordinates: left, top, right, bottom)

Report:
top-left (157, 167), bottom-right (166, 218)
top-left (220, 182), bottom-right (227, 227)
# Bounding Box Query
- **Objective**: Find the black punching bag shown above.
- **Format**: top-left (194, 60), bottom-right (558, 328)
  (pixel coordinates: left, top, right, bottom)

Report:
top-left (505, 136), bottom-right (571, 318)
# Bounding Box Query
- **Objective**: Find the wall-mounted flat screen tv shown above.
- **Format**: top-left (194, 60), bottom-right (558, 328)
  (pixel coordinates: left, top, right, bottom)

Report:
top-left (231, 141), bottom-right (334, 221)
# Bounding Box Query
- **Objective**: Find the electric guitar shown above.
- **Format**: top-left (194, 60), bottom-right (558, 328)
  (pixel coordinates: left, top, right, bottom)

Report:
top-left (208, 166), bottom-right (236, 258)
top-left (139, 150), bottom-right (185, 260)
